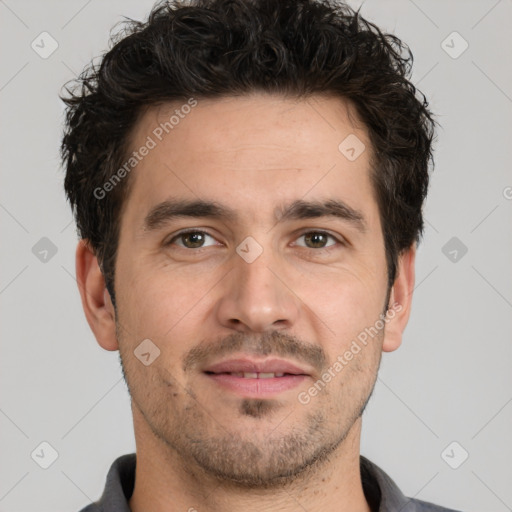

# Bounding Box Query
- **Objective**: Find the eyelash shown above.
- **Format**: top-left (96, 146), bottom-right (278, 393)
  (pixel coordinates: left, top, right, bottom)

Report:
top-left (164, 228), bottom-right (345, 253)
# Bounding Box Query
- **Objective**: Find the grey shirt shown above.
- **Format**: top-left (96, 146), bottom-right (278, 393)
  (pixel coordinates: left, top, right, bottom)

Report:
top-left (78, 453), bottom-right (461, 512)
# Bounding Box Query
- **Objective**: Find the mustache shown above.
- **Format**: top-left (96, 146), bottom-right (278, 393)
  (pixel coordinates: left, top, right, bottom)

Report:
top-left (182, 330), bottom-right (326, 374)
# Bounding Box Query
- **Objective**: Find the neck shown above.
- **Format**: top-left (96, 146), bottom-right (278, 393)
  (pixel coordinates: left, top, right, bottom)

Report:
top-left (129, 408), bottom-right (371, 512)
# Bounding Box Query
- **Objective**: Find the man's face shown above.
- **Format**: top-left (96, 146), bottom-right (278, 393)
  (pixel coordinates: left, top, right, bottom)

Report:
top-left (113, 93), bottom-right (391, 485)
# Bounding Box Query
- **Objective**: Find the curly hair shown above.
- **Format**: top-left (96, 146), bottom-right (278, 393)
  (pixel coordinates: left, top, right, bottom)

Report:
top-left (61, 0), bottom-right (435, 309)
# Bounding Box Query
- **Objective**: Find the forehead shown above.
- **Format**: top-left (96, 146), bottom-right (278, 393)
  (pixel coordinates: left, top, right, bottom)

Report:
top-left (121, 93), bottom-right (377, 230)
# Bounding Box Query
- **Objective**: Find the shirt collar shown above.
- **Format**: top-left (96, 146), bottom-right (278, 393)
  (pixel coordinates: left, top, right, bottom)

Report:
top-left (89, 453), bottom-right (416, 512)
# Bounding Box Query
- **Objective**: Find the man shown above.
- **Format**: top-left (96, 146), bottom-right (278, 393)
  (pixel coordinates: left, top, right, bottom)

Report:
top-left (61, 0), bottom-right (460, 510)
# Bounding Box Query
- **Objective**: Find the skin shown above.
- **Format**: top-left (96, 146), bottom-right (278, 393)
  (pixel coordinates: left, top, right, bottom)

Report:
top-left (76, 92), bottom-right (415, 512)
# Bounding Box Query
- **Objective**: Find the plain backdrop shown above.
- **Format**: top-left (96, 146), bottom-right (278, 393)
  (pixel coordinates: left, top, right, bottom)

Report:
top-left (1, 0), bottom-right (511, 511)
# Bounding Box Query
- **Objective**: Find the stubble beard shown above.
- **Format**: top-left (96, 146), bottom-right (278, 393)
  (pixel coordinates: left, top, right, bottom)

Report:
top-left (116, 315), bottom-right (383, 489)
top-left (121, 355), bottom-right (379, 490)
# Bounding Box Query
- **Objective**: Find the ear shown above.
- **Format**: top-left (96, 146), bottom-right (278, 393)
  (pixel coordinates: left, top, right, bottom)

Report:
top-left (382, 244), bottom-right (416, 353)
top-left (75, 239), bottom-right (119, 351)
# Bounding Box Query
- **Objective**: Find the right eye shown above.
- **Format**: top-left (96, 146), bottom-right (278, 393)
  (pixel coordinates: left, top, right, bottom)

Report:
top-left (165, 230), bottom-right (219, 249)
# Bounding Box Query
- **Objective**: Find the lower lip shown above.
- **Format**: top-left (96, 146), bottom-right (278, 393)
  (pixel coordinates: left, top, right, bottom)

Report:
top-left (204, 373), bottom-right (307, 397)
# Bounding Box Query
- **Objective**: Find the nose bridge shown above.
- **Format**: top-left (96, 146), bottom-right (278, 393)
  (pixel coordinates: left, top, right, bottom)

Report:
top-left (215, 238), bottom-right (300, 332)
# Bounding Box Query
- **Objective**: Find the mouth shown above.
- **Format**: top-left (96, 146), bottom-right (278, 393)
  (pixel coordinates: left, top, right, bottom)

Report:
top-left (202, 358), bottom-right (310, 398)
top-left (210, 371), bottom-right (289, 378)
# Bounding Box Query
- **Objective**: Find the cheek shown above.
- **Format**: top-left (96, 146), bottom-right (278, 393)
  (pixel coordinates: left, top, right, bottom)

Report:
top-left (298, 276), bottom-right (386, 388)
top-left (115, 261), bottom-right (217, 362)
top-left (298, 264), bottom-right (386, 331)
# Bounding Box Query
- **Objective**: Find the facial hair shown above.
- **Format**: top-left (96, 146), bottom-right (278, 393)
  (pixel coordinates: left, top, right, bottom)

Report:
top-left (117, 326), bottom-right (383, 489)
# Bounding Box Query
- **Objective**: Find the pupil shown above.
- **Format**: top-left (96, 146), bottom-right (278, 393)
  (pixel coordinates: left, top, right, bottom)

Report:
top-left (305, 233), bottom-right (326, 248)
top-left (184, 232), bottom-right (204, 248)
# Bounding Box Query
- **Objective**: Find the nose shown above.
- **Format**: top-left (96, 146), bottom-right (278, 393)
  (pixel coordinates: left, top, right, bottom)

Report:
top-left (215, 247), bottom-right (300, 333)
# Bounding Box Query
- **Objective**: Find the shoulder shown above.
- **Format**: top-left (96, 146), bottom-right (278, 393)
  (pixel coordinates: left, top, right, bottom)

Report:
top-left (403, 497), bottom-right (463, 512)
top-left (76, 504), bottom-right (100, 512)
top-left (360, 456), bottom-right (464, 512)
top-left (75, 453), bottom-right (136, 512)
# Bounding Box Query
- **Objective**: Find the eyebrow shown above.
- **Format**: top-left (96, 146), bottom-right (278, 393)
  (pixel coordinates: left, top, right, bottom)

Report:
top-left (142, 198), bottom-right (367, 233)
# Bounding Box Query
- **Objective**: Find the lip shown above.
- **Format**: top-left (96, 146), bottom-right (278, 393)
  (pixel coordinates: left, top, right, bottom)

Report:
top-left (203, 357), bottom-right (310, 376)
top-left (203, 357), bottom-right (310, 398)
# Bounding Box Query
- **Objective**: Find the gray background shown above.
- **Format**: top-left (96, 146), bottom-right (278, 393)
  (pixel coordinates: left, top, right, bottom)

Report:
top-left (1, 0), bottom-right (511, 510)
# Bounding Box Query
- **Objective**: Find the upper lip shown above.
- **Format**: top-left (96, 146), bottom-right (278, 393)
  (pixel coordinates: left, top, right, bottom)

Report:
top-left (203, 357), bottom-right (311, 375)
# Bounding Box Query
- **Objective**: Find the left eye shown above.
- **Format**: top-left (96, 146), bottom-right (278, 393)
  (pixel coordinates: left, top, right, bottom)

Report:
top-left (294, 231), bottom-right (338, 249)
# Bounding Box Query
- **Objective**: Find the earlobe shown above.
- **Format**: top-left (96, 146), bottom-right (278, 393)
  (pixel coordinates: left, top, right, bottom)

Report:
top-left (75, 239), bottom-right (119, 351)
top-left (382, 244), bottom-right (416, 353)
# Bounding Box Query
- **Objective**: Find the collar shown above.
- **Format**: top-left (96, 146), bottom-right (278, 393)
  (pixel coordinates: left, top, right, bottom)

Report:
top-left (85, 453), bottom-right (455, 512)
